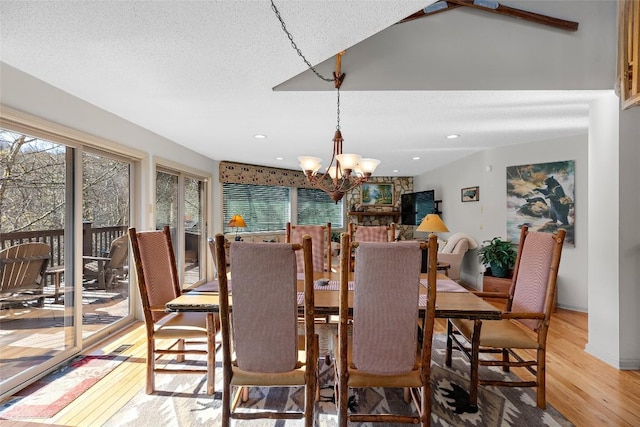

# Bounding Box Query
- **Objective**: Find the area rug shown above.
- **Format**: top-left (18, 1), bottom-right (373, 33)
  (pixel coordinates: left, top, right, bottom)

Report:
top-left (0, 353), bottom-right (128, 419)
top-left (103, 334), bottom-right (573, 426)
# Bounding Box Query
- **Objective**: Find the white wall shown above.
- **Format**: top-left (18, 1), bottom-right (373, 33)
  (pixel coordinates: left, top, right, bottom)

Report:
top-left (415, 133), bottom-right (589, 311)
top-left (617, 104), bottom-right (640, 369)
top-left (586, 94), bottom-right (620, 366)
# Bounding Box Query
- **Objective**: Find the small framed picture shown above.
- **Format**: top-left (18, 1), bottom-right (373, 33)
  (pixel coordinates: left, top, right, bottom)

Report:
top-left (461, 186), bottom-right (480, 202)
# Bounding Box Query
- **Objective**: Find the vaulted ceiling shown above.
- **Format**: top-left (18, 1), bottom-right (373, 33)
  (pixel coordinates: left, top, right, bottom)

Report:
top-left (0, 1), bottom-right (617, 176)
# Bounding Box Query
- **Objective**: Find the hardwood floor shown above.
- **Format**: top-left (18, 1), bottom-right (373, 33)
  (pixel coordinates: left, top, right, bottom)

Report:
top-left (1, 309), bottom-right (640, 426)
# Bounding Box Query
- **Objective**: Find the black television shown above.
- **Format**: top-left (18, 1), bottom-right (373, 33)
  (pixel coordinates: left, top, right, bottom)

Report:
top-left (401, 190), bottom-right (435, 225)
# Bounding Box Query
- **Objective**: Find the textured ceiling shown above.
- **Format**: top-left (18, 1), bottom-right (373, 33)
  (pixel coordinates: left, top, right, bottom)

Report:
top-left (0, 0), bottom-right (617, 177)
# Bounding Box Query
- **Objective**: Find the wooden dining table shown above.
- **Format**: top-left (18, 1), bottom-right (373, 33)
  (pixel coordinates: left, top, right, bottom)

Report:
top-left (166, 272), bottom-right (501, 410)
top-left (168, 272), bottom-right (500, 319)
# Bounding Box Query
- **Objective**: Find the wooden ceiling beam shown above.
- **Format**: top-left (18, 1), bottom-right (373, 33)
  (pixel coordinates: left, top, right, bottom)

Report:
top-left (397, 0), bottom-right (579, 32)
top-left (397, 3), bottom-right (462, 24)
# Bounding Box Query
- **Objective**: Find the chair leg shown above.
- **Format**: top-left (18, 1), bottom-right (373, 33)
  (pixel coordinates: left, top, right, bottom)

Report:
top-left (421, 384), bottom-right (431, 427)
top-left (445, 320), bottom-right (453, 367)
top-left (468, 320), bottom-right (482, 409)
top-left (338, 376), bottom-right (349, 427)
top-left (305, 377), bottom-right (315, 427)
top-left (176, 338), bottom-right (185, 363)
top-left (146, 338), bottom-right (155, 394)
top-left (502, 348), bottom-right (510, 372)
top-left (206, 313), bottom-right (215, 395)
top-left (403, 387), bottom-right (411, 403)
top-left (536, 347), bottom-right (547, 409)
top-left (222, 381), bottom-right (231, 427)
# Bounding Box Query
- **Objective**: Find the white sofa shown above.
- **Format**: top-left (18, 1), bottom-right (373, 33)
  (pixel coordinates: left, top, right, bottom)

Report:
top-left (438, 232), bottom-right (478, 281)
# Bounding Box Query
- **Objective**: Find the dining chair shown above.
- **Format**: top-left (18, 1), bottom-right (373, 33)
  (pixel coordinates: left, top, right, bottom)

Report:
top-left (348, 222), bottom-right (395, 242)
top-left (445, 225), bottom-right (566, 409)
top-left (212, 233), bottom-right (318, 427)
top-left (336, 232), bottom-right (437, 426)
top-left (285, 222), bottom-right (332, 272)
top-left (128, 226), bottom-right (220, 395)
top-left (347, 223), bottom-right (396, 272)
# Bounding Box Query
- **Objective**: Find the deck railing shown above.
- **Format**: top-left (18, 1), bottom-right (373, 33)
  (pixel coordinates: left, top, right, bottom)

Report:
top-left (0, 222), bottom-right (128, 269)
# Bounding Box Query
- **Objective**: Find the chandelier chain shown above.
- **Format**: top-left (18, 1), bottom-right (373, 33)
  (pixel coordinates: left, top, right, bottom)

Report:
top-left (336, 87), bottom-right (341, 131)
top-left (270, 0), bottom-right (335, 84)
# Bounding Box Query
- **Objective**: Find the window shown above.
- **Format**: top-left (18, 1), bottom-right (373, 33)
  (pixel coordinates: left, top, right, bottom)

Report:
top-left (223, 183), bottom-right (290, 233)
top-left (297, 188), bottom-right (343, 228)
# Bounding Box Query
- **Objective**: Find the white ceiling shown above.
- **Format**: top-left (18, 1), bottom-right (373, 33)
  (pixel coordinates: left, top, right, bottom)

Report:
top-left (0, 0), bottom-right (617, 177)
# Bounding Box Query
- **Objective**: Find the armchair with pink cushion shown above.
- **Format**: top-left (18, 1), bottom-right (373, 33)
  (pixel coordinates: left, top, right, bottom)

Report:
top-left (437, 232), bottom-right (477, 281)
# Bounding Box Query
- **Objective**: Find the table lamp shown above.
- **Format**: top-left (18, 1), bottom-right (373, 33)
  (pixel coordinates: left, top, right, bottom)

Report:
top-left (416, 214), bottom-right (449, 273)
top-left (227, 214), bottom-right (247, 241)
top-left (416, 213), bottom-right (449, 235)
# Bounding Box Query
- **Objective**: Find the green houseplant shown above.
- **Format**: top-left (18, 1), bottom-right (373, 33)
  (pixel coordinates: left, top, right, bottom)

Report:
top-left (478, 237), bottom-right (517, 278)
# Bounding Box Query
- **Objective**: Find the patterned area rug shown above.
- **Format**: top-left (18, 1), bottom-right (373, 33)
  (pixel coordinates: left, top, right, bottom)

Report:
top-left (103, 334), bottom-right (573, 426)
top-left (0, 354), bottom-right (128, 419)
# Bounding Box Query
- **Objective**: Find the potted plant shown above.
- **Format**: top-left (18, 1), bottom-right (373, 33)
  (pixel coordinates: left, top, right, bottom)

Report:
top-left (478, 237), bottom-right (517, 278)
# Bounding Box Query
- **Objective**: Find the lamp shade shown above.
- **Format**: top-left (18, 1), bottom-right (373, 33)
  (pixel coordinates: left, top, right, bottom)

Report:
top-left (227, 214), bottom-right (247, 228)
top-left (416, 214), bottom-right (449, 233)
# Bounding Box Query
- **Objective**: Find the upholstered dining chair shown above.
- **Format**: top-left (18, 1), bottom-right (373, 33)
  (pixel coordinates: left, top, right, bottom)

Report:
top-left (285, 222), bottom-right (331, 272)
top-left (348, 222), bottom-right (396, 242)
top-left (336, 233), bottom-right (438, 426)
top-left (128, 226), bottom-right (220, 395)
top-left (445, 225), bottom-right (566, 409)
top-left (213, 233), bottom-right (318, 427)
top-left (347, 223), bottom-right (396, 271)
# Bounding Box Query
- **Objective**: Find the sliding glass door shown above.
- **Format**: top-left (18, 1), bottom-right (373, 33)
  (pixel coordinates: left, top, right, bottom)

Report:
top-left (81, 150), bottom-right (132, 338)
top-left (156, 169), bottom-right (206, 288)
top-left (0, 129), bottom-right (134, 398)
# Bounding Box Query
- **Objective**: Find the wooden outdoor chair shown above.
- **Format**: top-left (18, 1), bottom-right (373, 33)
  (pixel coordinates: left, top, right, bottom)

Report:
top-left (336, 233), bottom-right (437, 426)
top-left (128, 226), bottom-right (220, 395)
top-left (285, 222), bottom-right (332, 272)
top-left (212, 233), bottom-right (318, 427)
top-left (84, 234), bottom-right (129, 289)
top-left (445, 226), bottom-right (566, 409)
top-left (0, 242), bottom-right (50, 308)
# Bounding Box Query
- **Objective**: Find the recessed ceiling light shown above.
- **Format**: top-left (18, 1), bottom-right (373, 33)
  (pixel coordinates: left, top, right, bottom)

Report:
top-left (253, 134), bottom-right (267, 139)
top-left (412, 156), bottom-right (421, 160)
top-left (393, 169), bottom-right (399, 173)
top-left (275, 157), bottom-right (283, 161)
top-left (446, 134), bottom-right (460, 139)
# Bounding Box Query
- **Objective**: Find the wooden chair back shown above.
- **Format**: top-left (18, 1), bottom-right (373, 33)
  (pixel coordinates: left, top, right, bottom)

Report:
top-left (508, 226), bottom-right (566, 332)
top-left (285, 222), bottom-right (331, 272)
top-left (129, 226), bottom-right (218, 395)
top-left (129, 226), bottom-right (180, 324)
top-left (348, 222), bottom-right (396, 242)
top-left (445, 225), bottom-right (566, 410)
top-left (337, 233), bottom-right (437, 426)
top-left (213, 233), bottom-right (317, 426)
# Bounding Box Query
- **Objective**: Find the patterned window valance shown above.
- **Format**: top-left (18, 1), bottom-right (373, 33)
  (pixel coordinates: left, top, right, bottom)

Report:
top-left (219, 161), bottom-right (315, 188)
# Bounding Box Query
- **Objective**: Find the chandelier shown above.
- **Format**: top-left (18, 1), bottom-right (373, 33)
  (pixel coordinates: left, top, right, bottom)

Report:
top-left (271, 1), bottom-right (381, 203)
